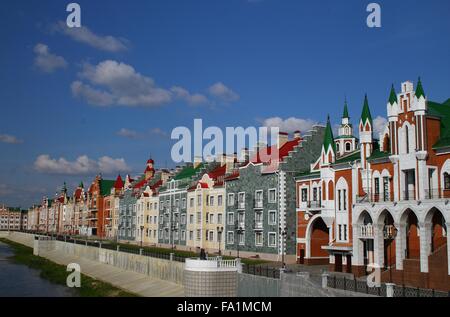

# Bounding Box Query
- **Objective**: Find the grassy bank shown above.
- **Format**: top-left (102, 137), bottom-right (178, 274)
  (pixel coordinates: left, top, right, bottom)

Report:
top-left (0, 238), bottom-right (137, 297)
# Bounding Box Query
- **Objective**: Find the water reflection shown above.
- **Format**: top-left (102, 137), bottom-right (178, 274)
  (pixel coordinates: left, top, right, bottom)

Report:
top-left (0, 242), bottom-right (76, 297)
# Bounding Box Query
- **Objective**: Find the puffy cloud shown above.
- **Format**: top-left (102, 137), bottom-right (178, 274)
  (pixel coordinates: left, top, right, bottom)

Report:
top-left (34, 154), bottom-right (130, 175)
top-left (71, 81), bottom-right (114, 106)
top-left (208, 82), bottom-right (240, 103)
top-left (72, 60), bottom-right (172, 107)
top-left (116, 128), bottom-right (139, 139)
top-left (373, 116), bottom-right (388, 136)
top-left (54, 21), bottom-right (128, 52)
top-left (170, 86), bottom-right (209, 106)
top-left (0, 134), bottom-right (23, 144)
top-left (261, 117), bottom-right (318, 134)
top-left (33, 43), bottom-right (67, 73)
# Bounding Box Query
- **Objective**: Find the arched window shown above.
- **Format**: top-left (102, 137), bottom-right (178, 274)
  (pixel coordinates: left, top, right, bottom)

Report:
top-left (336, 143), bottom-right (340, 153)
top-left (445, 172), bottom-right (450, 190)
top-left (345, 142), bottom-right (351, 152)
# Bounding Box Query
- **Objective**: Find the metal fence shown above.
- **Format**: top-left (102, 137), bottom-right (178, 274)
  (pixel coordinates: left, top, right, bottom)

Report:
top-left (242, 264), bottom-right (281, 279)
top-left (327, 275), bottom-right (450, 297)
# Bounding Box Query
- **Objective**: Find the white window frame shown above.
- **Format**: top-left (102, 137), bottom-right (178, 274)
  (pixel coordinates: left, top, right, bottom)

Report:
top-left (255, 232), bottom-right (263, 246)
top-left (268, 210), bottom-right (277, 225)
top-left (268, 232), bottom-right (277, 247)
top-left (227, 231), bottom-right (234, 244)
top-left (227, 193), bottom-right (235, 206)
top-left (268, 188), bottom-right (277, 203)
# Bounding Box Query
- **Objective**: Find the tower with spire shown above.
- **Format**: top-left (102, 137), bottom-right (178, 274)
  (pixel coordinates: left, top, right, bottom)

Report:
top-left (336, 99), bottom-right (357, 156)
top-left (359, 95), bottom-right (374, 196)
top-left (321, 115), bottom-right (336, 166)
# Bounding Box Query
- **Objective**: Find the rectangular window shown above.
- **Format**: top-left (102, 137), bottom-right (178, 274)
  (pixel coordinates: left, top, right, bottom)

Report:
top-left (210, 196), bottom-right (214, 206)
top-left (255, 232), bottom-right (263, 246)
top-left (182, 198), bottom-right (186, 209)
top-left (238, 232), bottom-right (245, 245)
top-left (181, 230), bottom-right (186, 241)
top-left (227, 212), bottom-right (234, 225)
top-left (227, 231), bottom-right (234, 244)
top-left (268, 189), bottom-right (276, 203)
top-left (190, 198), bottom-right (194, 208)
top-left (344, 225), bottom-right (347, 241)
top-left (268, 232), bottom-right (276, 247)
top-left (189, 214), bottom-right (194, 224)
top-left (209, 231), bottom-right (214, 241)
top-left (301, 188), bottom-right (307, 202)
top-left (189, 231), bottom-right (193, 241)
top-left (181, 214), bottom-right (186, 225)
top-left (343, 189), bottom-right (347, 210)
top-left (255, 190), bottom-right (263, 203)
top-left (268, 211), bottom-right (277, 225)
top-left (313, 188), bottom-right (318, 201)
top-left (196, 230), bottom-right (201, 241)
top-left (338, 224), bottom-right (342, 241)
top-left (227, 193), bottom-right (235, 206)
top-left (217, 213), bottom-right (223, 224)
top-left (218, 195), bottom-right (223, 206)
top-left (197, 195), bottom-right (202, 206)
top-left (210, 214), bottom-right (215, 224)
top-left (238, 192), bottom-right (245, 205)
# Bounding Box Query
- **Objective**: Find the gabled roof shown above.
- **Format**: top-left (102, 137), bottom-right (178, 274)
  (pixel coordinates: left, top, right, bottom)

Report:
top-left (99, 179), bottom-right (115, 196)
top-left (249, 138), bottom-right (301, 165)
top-left (173, 163), bottom-right (203, 180)
top-left (334, 150), bottom-right (361, 164)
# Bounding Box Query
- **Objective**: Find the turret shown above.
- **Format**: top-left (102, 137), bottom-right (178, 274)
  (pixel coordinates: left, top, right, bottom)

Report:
top-left (321, 115), bottom-right (336, 165)
top-left (359, 94), bottom-right (373, 168)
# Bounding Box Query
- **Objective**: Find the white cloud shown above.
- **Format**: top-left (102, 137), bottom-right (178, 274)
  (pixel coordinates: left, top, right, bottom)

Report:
top-left (171, 86), bottom-right (209, 106)
top-left (150, 128), bottom-right (169, 138)
top-left (116, 128), bottom-right (139, 139)
top-left (34, 154), bottom-right (130, 175)
top-left (71, 81), bottom-right (114, 106)
top-left (208, 82), bottom-right (240, 103)
top-left (373, 116), bottom-right (388, 136)
top-left (73, 60), bottom-right (172, 107)
top-left (0, 134), bottom-right (23, 144)
top-left (261, 117), bottom-right (318, 134)
top-left (54, 21), bottom-right (128, 52)
top-left (33, 43), bottom-right (67, 73)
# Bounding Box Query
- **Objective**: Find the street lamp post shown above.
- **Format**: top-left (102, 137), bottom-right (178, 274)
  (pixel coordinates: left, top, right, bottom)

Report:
top-left (384, 225), bottom-right (398, 283)
top-left (279, 226), bottom-right (287, 270)
top-left (171, 224), bottom-right (176, 250)
top-left (140, 225), bottom-right (144, 247)
top-left (234, 220), bottom-right (243, 258)
top-left (217, 226), bottom-right (223, 256)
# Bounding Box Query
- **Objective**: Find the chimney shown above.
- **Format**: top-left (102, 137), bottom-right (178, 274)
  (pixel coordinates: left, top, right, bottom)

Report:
top-left (294, 130), bottom-right (301, 139)
top-left (278, 132), bottom-right (289, 149)
top-left (225, 154), bottom-right (236, 173)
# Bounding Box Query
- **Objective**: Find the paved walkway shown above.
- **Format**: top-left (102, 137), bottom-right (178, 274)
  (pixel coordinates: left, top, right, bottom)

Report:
top-left (37, 249), bottom-right (185, 297)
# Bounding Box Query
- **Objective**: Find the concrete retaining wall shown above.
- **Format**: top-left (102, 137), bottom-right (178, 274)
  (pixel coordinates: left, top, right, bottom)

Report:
top-left (5, 232), bottom-right (184, 285)
top-left (238, 273), bottom-right (280, 297)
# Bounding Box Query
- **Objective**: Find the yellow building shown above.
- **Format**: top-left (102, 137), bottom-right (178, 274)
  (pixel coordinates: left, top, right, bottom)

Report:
top-left (186, 164), bottom-right (228, 254)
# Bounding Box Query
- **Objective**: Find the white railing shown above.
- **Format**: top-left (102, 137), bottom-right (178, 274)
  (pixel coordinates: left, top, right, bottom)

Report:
top-left (359, 224), bottom-right (374, 238)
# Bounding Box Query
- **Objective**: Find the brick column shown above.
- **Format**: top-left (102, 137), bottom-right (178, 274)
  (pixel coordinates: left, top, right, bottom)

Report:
top-left (395, 223), bottom-right (405, 270)
top-left (373, 224), bottom-right (384, 269)
top-left (419, 222), bottom-right (432, 273)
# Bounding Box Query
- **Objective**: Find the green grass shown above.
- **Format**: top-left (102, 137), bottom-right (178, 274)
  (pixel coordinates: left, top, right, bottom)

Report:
top-left (0, 238), bottom-right (138, 297)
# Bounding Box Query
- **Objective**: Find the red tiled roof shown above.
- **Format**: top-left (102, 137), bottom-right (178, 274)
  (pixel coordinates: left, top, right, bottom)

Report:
top-left (150, 179), bottom-right (163, 191)
top-left (249, 138), bottom-right (301, 165)
top-left (74, 188), bottom-right (83, 200)
top-left (133, 178), bottom-right (147, 189)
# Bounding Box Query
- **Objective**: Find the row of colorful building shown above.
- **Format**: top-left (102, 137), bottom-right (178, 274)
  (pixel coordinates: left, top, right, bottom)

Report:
top-left (5, 79), bottom-right (449, 291)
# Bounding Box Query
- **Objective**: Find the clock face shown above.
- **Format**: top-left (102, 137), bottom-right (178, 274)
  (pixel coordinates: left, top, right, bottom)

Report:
top-left (304, 214), bottom-right (310, 221)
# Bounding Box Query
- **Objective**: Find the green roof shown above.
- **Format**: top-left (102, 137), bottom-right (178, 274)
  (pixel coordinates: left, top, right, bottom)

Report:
top-left (79, 182), bottom-right (84, 189)
top-left (174, 163), bottom-right (204, 181)
top-left (99, 179), bottom-right (115, 196)
top-left (388, 84), bottom-right (397, 105)
top-left (429, 100), bottom-right (450, 149)
top-left (415, 77), bottom-right (426, 99)
top-left (323, 116), bottom-right (336, 153)
top-left (342, 100), bottom-right (349, 118)
top-left (334, 150), bottom-right (361, 164)
top-left (368, 148), bottom-right (390, 161)
top-left (360, 94), bottom-right (373, 125)
top-left (295, 170), bottom-right (320, 179)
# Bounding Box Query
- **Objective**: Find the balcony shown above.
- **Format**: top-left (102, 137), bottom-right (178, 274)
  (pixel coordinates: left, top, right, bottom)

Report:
top-left (383, 225), bottom-right (397, 239)
top-left (254, 200), bottom-right (263, 209)
top-left (424, 189), bottom-right (442, 200)
top-left (401, 190), bottom-right (416, 201)
top-left (359, 224), bottom-right (374, 239)
top-left (307, 200), bottom-right (322, 210)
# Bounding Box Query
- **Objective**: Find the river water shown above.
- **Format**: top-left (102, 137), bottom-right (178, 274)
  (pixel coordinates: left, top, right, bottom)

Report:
top-left (0, 242), bottom-right (76, 297)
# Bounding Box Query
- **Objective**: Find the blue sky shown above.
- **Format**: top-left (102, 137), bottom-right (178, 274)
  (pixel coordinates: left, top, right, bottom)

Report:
top-left (1, 0), bottom-right (450, 207)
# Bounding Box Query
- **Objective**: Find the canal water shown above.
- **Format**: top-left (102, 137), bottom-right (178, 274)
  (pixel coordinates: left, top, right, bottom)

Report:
top-left (0, 241), bottom-right (76, 297)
